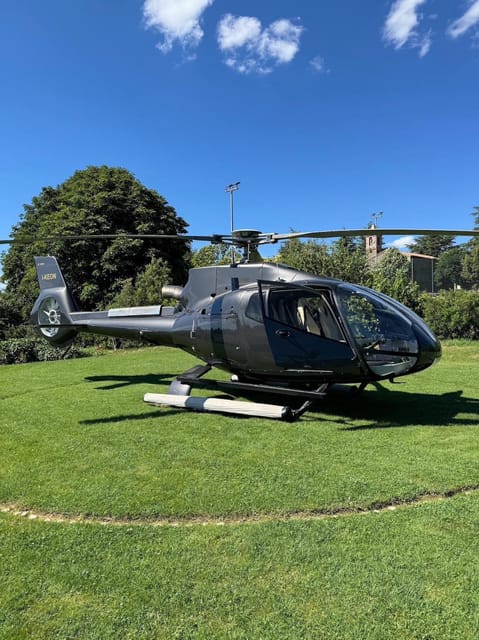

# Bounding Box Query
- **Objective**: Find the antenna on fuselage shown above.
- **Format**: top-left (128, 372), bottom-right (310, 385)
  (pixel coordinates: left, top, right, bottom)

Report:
top-left (225, 181), bottom-right (240, 265)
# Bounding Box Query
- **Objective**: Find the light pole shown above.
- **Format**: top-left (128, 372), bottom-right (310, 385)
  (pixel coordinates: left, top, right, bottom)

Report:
top-left (225, 182), bottom-right (240, 264)
top-left (225, 182), bottom-right (240, 233)
top-left (370, 211), bottom-right (383, 228)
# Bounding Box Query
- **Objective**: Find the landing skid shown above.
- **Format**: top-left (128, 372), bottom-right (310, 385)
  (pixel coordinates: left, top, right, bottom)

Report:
top-left (143, 364), bottom-right (330, 421)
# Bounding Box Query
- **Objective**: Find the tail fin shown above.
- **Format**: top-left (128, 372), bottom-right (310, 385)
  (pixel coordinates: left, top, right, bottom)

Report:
top-left (31, 257), bottom-right (79, 347)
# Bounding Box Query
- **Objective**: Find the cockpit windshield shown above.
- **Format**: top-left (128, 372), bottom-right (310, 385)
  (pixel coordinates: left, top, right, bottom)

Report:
top-left (337, 285), bottom-right (419, 377)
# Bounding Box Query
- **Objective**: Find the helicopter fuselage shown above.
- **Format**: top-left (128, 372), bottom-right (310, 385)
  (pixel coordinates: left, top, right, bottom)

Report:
top-left (32, 259), bottom-right (441, 388)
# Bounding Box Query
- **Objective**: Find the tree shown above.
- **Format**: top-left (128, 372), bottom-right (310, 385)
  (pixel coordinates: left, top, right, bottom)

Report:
top-left (327, 237), bottom-right (372, 286)
top-left (191, 243), bottom-right (240, 267)
top-left (276, 237), bottom-right (331, 276)
top-left (434, 246), bottom-right (467, 290)
top-left (371, 249), bottom-right (421, 310)
top-left (461, 206), bottom-right (479, 289)
top-left (407, 234), bottom-right (455, 257)
top-left (111, 257), bottom-right (172, 308)
top-left (471, 205), bottom-right (479, 229)
top-left (461, 244), bottom-right (479, 290)
top-left (2, 166), bottom-right (191, 319)
top-left (0, 287), bottom-right (22, 340)
top-left (276, 236), bottom-right (372, 286)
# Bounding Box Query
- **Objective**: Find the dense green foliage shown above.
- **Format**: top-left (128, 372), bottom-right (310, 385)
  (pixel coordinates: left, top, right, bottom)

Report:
top-left (408, 233), bottom-right (455, 256)
top-left (275, 238), bottom-right (424, 310)
top-left (370, 248), bottom-right (421, 309)
top-left (0, 290), bottom-right (21, 339)
top-left (276, 236), bottom-right (372, 284)
top-left (110, 256), bottom-right (172, 308)
top-left (421, 290), bottom-right (479, 339)
top-left (1, 166), bottom-right (190, 320)
top-left (0, 336), bottom-right (86, 365)
top-left (191, 243), bottom-right (241, 267)
top-left (434, 246), bottom-right (468, 290)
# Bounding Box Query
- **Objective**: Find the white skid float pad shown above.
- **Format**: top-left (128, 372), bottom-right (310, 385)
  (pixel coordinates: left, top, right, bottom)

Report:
top-left (143, 393), bottom-right (289, 420)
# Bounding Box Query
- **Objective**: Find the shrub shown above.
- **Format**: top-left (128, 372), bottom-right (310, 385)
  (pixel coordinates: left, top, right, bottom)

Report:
top-left (0, 337), bottom-right (87, 365)
top-left (421, 290), bottom-right (479, 340)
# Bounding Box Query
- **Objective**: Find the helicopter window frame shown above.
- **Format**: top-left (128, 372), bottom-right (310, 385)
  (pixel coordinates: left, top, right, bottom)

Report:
top-left (245, 292), bottom-right (263, 323)
top-left (258, 281), bottom-right (347, 344)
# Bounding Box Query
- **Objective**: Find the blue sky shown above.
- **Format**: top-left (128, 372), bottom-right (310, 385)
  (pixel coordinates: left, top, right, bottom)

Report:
top-left (1, 0), bottom-right (479, 258)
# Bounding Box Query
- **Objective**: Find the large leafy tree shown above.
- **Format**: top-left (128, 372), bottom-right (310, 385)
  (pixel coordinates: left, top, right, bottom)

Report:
top-left (407, 234), bottom-right (455, 257)
top-left (461, 206), bottom-right (479, 289)
top-left (434, 247), bottom-right (467, 291)
top-left (276, 237), bottom-right (331, 276)
top-left (0, 291), bottom-right (19, 340)
top-left (2, 166), bottom-right (191, 318)
top-left (191, 243), bottom-right (241, 267)
top-left (371, 248), bottom-right (421, 310)
top-left (327, 237), bottom-right (372, 286)
top-left (276, 236), bottom-right (371, 286)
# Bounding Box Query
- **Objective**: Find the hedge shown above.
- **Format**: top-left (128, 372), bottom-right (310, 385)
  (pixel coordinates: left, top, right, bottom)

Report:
top-left (0, 337), bottom-right (87, 365)
top-left (420, 290), bottom-right (479, 340)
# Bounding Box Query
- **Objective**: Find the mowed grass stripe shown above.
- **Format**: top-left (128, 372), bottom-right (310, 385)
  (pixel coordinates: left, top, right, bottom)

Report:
top-left (1, 493), bottom-right (479, 639)
top-left (1, 343), bottom-right (479, 519)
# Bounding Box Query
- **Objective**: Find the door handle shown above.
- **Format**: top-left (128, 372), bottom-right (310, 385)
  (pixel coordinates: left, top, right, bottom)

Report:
top-left (276, 330), bottom-right (291, 337)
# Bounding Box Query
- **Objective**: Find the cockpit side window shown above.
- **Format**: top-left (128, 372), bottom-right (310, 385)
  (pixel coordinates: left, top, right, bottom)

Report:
top-left (266, 288), bottom-right (345, 342)
top-left (245, 292), bottom-right (263, 323)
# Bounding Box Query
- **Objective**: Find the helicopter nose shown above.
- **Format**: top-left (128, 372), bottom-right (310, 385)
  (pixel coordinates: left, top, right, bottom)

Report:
top-left (413, 323), bottom-right (442, 372)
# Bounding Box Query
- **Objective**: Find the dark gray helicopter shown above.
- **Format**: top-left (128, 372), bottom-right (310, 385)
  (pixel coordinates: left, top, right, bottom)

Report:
top-left (3, 227), bottom-right (478, 420)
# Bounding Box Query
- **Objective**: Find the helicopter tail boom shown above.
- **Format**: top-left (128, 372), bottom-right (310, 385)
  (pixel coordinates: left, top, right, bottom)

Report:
top-left (31, 256), bottom-right (177, 347)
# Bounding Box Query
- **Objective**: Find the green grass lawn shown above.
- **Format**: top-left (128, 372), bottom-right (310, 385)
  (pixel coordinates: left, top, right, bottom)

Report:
top-left (1, 343), bottom-right (479, 638)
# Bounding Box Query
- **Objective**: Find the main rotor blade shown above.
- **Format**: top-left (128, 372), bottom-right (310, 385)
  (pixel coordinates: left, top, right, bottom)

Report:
top-left (270, 229), bottom-right (479, 241)
top-left (3, 228), bottom-right (479, 247)
top-left (0, 233), bottom-right (221, 246)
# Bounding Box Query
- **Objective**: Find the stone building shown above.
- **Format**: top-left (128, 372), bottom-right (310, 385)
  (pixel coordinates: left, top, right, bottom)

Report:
top-left (365, 225), bottom-right (437, 293)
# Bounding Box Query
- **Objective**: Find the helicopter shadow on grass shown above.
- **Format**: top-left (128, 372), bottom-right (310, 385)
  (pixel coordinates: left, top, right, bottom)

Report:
top-left (80, 372), bottom-right (179, 424)
top-left (84, 372), bottom-right (175, 391)
top-left (80, 374), bottom-right (479, 429)
top-left (80, 373), bottom-right (238, 425)
top-left (312, 383), bottom-right (479, 430)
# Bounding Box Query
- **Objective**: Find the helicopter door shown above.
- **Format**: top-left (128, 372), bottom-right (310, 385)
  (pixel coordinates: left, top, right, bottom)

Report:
top-left (259, 282), bottom-right (360, 377)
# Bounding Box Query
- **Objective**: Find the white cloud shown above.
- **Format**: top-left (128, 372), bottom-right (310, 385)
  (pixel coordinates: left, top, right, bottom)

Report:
top-left (143, 0), bottom-right (214, 55)
top-left (217, 14), bottom-right (303, 74)
top-left (448, 0), bottom-right (479, 38)
top-left (389, 235), bottom-right (417, 250)
top-left (218, 15), bottom-right (261, 50)
top-left (383, 0), bottom-right (432, 56)
top-left (310, 55), bottom-right (329, 73)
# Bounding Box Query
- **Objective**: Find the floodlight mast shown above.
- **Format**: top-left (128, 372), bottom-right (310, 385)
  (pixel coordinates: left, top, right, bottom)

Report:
top-left (225, 181), bottom-right (240, 264)
top-left (370, 211), bottom-right (383, 227)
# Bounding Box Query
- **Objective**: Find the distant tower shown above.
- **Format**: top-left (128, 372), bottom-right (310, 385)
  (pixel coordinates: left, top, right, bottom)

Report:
top-left (365, 217), bottom-right (383, 263)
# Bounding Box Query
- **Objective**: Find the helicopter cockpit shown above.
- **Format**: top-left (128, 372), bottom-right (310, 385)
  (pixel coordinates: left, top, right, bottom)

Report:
top-left (336, 285), bottom-right (421, 377)
top-left (260, 281), bottom-right (440, 380)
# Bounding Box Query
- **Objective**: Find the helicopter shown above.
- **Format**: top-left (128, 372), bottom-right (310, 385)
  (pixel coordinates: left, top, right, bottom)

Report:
top-left (3, 226), bottom-right (479, 420)
top-left (4, 225), bottom-right (477, 421)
